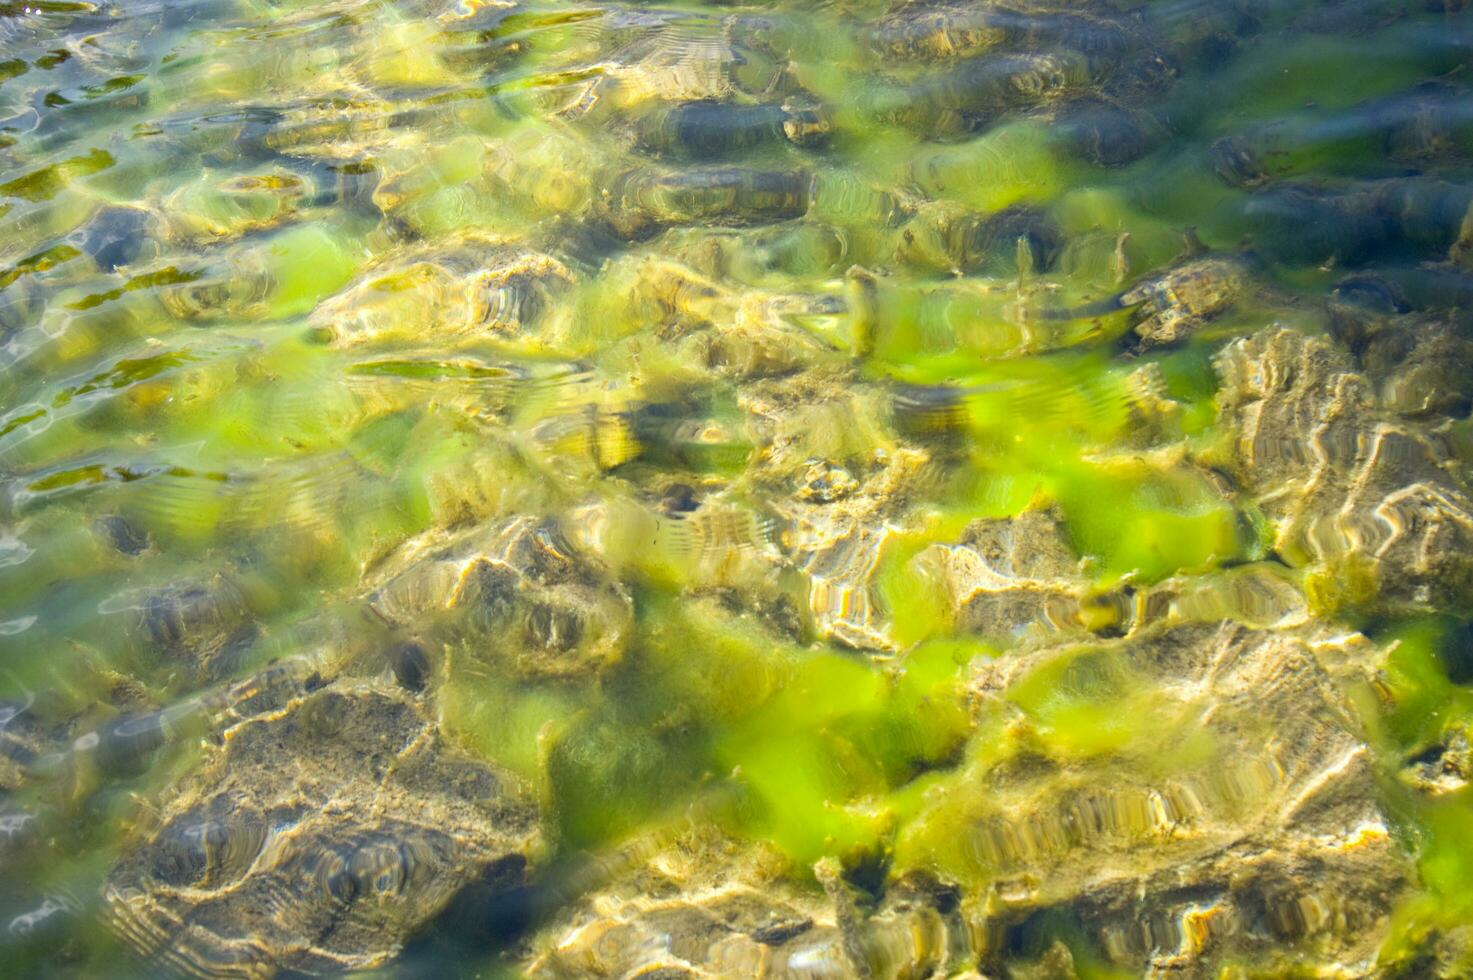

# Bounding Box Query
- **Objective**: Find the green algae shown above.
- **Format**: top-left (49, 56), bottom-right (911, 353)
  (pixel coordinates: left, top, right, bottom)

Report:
top-left (0, 148), bottom-right (115, 202)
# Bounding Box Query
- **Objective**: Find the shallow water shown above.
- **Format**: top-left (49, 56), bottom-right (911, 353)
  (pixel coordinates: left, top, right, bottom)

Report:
top-left (2, 0), bottom-right (1473, 976)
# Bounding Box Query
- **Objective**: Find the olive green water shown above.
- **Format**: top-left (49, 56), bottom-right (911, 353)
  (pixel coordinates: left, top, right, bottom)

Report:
top-left (3, 0), bottom-right (1473, 976)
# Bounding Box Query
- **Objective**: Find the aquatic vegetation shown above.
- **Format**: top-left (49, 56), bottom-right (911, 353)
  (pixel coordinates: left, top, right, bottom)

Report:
top-left (2, 0), bottom-right (1473, 977)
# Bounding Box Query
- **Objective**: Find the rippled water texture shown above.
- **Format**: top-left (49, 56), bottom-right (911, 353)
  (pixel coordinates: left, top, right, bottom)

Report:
top-left (3, 0), bottom-right (1473, 976)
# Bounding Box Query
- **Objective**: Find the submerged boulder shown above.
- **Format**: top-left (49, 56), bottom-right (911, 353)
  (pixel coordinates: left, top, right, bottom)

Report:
top-left (307, 236), bottom-right (576, 347)
top-left (627, 99), bottom-right (830, 161)
top-left (916, 509), bottom-right (1095, 644)
top-left (366, 515), bottom-right (634, 678)
top-left (744, 372), bottom-right (936, 651)
top-left (1210, 325), bottom-right (1473, 614)
top-left (121, 574), bottom-right (260, 686)
top-left (1122, 253), bottom-right (1253, 349)
top-left (105, 684), bottom-right (540, 976)
top-left (900, 621), bottom-right (1412, 977)
top-left (524, 826), bottom-right (974, 979)
top-left (523, 621), bottom-right (1405, 977)
top-left (597, 165), bottom-right (813, 241)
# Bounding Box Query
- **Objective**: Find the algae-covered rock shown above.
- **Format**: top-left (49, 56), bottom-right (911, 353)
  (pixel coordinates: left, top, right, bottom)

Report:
top-left (1047, 97), bottom-right (1161, 167)
top-left (524, 826), bottom-right (973, 979)
top-left (308, 236), bottom-right (577, 347)
top-left (366, 515), bottom-right (634, 678)
top-left (1243, 179), bottom-right (1473, 268)
top-left (1122, 253), bottom-right (1253, 349)
top-left (741, 373), bottom-right (936, 650)
top-left (0, 697), bottom-right (52, 795)
top-left (1331, 312), bottom-right (1473, 420)
top-left (104, 683), bottom-right (540, 977)
top-left (898, 622), bottom-right (1412, 978)
top-left (896, 201), bottom-right (1063, 276)
top-left (627, 99), bottom-right (830, 161)
top-left (124, 574), bottom-right (260, 686)
top-left (153, 223), bottom-right (362, 322)
top-left (75, 204), bottom-right (163, 274)
top-left (864, 1), bottom-right (1174, 139)
top-left (576, 253), bottom-right (841, 381)
top-left (157, 162), bottom-right (377, 245)
top-left (872, 50), bottom-right (1094, 138)
top-left (920, 500), bottom-right (1306, 643)
top-left (864, 1), bottom-right (1010, 64)
top-left (538, 9), bottom-right (791, 123)
top-left (1210, 325), bottom-right (1473, 614)
top-left (597, 165), bottom-right (812, 241)
top-left (1401, 727), bottom-right (1471, 797)
top-left (915, 509), bottom-right (1094, 644)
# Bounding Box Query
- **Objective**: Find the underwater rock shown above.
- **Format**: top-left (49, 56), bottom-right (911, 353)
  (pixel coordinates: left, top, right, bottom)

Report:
top-left (524, 826), bottom-right (973, 979)
top-left (952, 622), bottom-right (1411, 977)
top-left (540, 9), bottom-right (792, 123)
top-left (872, 50), bottom-right (1093, 138)
top-left (865, 1), bottom-right (1011, 62)
top-left (247, 98), bottom-right (404, 163)
top-left (739, 371), bottom-right (936, 649)
top-left (916, 509), bottom-right (1099, 643)
top-left (1211, 325), bottom-right (1473, 613)
top-left (611, 255), bottom-right (839, 380)
top-left (1069, 814), bottom-right (1407, 977)
top-left (568, 362), bottom-right (925, 645)
top-left (780, 450), bottom-right (934, 651)
top-left (0, 697), bottom-right (48, 793)
top-left (388, 640), bottom-right (431, 693)
top-left (1384, 926), bottom-right (1473, 980)
top-left (1213, 83), bottom-right (1473, 187)
top-left (1135, 562), bottom-right (1310, 632)
top-left (157, 161), bottom-right (377, 245)
top-left (307, 236), bottom-right (576, 347)
top-left (1119, 361), bottom-right (1188, 447)
top-left (104, 684), bottom-right (540, 977)
top-left (1241, 184), bottom-right (1394, 266)
top-left (130, 575), bottom-right (259, 685)
top-left (46, 658), bottom-right (328, 798)
top-left (865, 1), bottom-right (1174, 138)
top-left (1347, 264), bottom-right (1473, 329)
top-left (93, 514), bottom-right (149, 556)
top-left (918, 511), bottom-right (1304, 644)
top-left (1122, 253), bottom-right (1252, 349)
top-left (561, 486), bottom-right (801, 639)
top-left (367, 515), bottom-right (634, 678)
top-left (1047, 98), bottom-right (1161, 167)
top-left (153, 255), bottom-right (276, 322)
top-left (1328, 271), bottom-right (1413, 332)
top-left (897, 202), bottom-right (1063, 275)
top-left (659, 221), bottom-right (852, 286)
top-left (76, 204), bottom-right (161, 274)
top-left (1331, 312), bottom-right (1473, 420)
top-left (598, 166), bottom-right (812, 240)
top-left (1244, 178), bottom-right (1473, 268)
top-left (160, 169), bottom-right (311, 244)
top-left (464, 126), bottom-right (601, 232)
top-left (1401, 728), bottom-right (1471, 796)
top-left (629, 99), bottom-right (830, 161)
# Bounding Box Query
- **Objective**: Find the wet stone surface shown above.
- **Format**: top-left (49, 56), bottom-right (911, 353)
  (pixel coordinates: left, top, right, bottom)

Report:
top-left (960, 622), bottom-right (1409, 977)
top-left (104, 684), bottom-right (540, 977)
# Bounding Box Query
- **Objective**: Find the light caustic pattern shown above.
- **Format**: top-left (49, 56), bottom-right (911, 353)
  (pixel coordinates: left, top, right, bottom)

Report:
top-left (1, 0), bottom-right (1473, 977)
